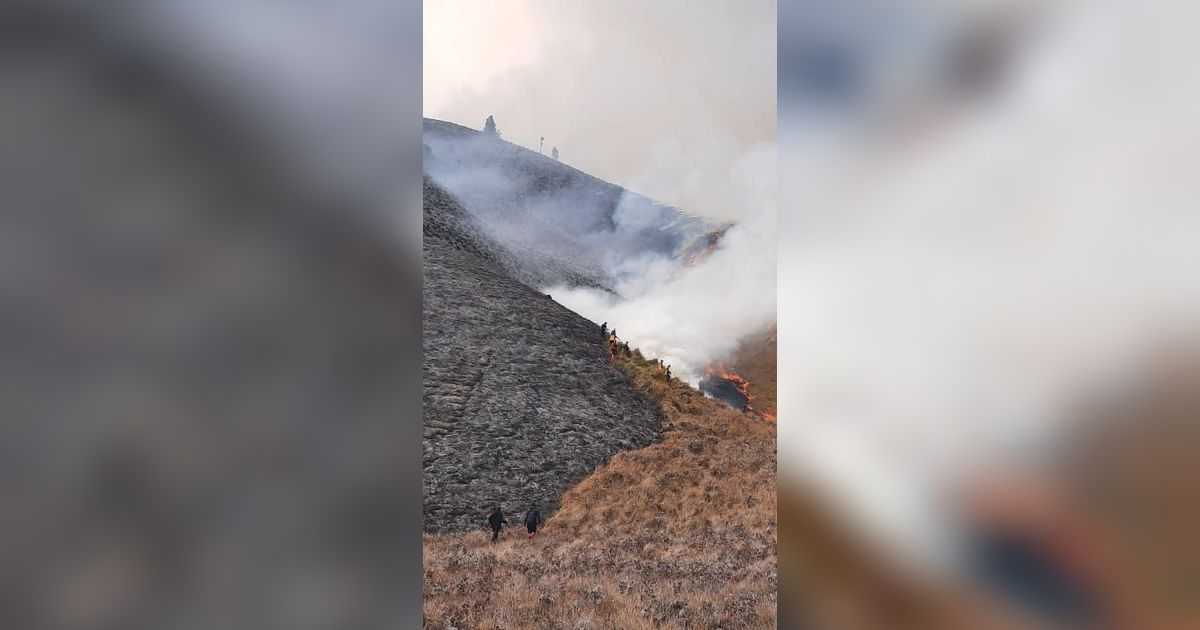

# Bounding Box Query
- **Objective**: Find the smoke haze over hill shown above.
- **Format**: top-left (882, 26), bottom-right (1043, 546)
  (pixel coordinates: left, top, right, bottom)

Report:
top-left (424, 0), bottom-right (777, 381)
top-left (548, 143), bottom-right (777, 382)
top-left (424, 0), bottom-right (775, 220)
top-left (424, 119), bottom-right (777, 382)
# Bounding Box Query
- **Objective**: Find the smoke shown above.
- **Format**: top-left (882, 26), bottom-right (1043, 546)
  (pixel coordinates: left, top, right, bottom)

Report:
top-left (424, 0), bottom-right (775, 220)
top-left (549, 142), bottom-right (777, 381)
top-left (423, 126), bottom-right (776, 380)
top-left (425, 0), bottom-right (777, 379)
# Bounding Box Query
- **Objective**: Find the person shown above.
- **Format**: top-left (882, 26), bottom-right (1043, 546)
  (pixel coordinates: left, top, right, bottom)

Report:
top-left (611, 328), bottom-right (617, 339)
top-left (524, 503), bottom-right (543, 537)
top-left (665, 365), bottom-right (671, 381)
top-left (487, 506), bottom-right (507, 542)
top-left (600, 322), bottom-right (608, 337)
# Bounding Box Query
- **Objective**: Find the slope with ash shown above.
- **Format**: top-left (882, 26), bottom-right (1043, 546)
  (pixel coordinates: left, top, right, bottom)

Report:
top-left (423, 178), bottom-right (662, 533)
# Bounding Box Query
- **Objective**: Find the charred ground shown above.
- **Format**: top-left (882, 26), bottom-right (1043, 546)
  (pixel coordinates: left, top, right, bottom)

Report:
top-left (423, 177), bottom-right (661, 532)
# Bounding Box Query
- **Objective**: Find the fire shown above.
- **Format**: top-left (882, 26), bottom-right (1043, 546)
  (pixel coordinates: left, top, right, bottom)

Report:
top-left (702, 362), bottom-right (774, 422)
top-left (668, 228), bottom-right (732, 283)
top-left (705, 362), bottom-right (755, 403)
top-left (682, 227), bottom-right (729, 269)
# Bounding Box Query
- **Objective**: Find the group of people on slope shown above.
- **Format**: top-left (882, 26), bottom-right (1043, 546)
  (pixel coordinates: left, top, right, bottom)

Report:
top-left (601, 321), bottom-right (672, 380)
top-left (487, 504), bottom-right (542, 542)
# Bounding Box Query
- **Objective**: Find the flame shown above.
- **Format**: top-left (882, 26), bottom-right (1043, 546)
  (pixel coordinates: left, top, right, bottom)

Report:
top-left (703, 362), bottom-right (776, 422)
top-left (668, 228), bottom-right (731, 282)
top-left (705, 362), bottom-right (754, 403)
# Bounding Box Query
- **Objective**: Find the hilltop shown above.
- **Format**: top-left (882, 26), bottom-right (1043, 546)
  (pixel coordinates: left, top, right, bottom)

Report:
top-left (424, 118), bottom-right (722, 294)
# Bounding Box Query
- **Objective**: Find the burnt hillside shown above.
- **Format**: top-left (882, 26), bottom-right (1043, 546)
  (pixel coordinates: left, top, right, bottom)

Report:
top-left (423, 177), bottom-right (661, 532)
top-left (424, 118), bottom-right (721, 293)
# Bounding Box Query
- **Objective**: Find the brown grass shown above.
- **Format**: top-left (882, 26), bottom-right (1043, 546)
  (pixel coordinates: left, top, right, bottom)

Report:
top-left (423, 350), bottom-right (777, 629)
top-left (729, 326), bottom-right (777, 417)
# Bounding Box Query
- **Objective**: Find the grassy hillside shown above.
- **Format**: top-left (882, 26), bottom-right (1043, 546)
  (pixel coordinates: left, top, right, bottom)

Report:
top-left (423, 349), bottom-right (777, 629)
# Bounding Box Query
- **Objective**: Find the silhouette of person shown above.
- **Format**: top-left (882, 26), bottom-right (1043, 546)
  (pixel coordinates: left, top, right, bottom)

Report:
top-left (487, 506), bottom-right (507, 542)
top-left (525, 504), bottom-right (543, 537)
top-left (600, 322), bottom-right (608, 337)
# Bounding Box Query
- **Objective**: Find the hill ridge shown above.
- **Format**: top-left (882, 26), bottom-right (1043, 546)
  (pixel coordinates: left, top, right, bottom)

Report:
top-left (423, 117), bottom-right (722, 293)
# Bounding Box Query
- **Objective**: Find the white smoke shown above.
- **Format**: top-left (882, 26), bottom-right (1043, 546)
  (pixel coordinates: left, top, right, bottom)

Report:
top-left (426, 0), bottom-right (778, 380)
top-left (549, 141), bottom-right (777, 381)
top-left (425, 0), bottom-right (775, 219)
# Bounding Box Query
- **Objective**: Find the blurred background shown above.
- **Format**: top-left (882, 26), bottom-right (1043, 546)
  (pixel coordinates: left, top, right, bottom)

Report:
top-left (0, 1), bottom-right (423, 628)
top-left (778, 0), bottom-right (1200, 627)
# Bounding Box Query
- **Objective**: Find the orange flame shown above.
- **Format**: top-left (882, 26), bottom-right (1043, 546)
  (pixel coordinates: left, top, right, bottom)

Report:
top-left (704, 362), bottom-right (774, 422)
top-left (706, 362), bottom-right (754, 403)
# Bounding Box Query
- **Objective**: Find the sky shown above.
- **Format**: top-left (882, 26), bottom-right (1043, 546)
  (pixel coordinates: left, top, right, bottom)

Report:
top-left (423, 0), bottom-right (776, 220)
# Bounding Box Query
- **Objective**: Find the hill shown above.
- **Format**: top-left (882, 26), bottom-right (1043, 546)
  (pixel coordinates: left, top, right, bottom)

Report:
top-left (422, 119), bottom-right (782, 627)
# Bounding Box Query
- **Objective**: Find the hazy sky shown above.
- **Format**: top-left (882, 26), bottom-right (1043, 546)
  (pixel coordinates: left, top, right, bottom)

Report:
top-left (424, 0), bottom-right (776, 219)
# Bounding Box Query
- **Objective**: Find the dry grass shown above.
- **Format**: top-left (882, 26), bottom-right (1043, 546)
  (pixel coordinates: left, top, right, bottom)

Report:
top-left (423, 350), bottom-right (777, 629)
top-left (729, 326), bottom-right (777, 418)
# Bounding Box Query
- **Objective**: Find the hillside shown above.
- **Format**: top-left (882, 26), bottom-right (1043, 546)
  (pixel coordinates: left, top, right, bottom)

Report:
top-left (422, 119), bottom-right (782, 627)
top-left (423, 177), bottom-right (662, 532)
top-left (423, 350), bottom-right (778, 629)
top-left (424, 118), bottom-right (721, 293)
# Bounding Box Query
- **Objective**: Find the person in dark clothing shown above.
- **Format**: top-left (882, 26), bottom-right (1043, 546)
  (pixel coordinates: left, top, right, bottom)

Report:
top-left (665, 365), bottom-right (671, 381)
top-left (524, 504), bottom-right (543, 537)
top-left (487, 506), bottom-right (507, 542)
top-left (600, 322), bottom-right (608, 337)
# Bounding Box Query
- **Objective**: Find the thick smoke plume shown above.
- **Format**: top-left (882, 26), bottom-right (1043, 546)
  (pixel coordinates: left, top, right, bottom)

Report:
top-left (425, 0), bottom-right (777, 381)
top-left (549, 143), bottom-right (777, 382)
